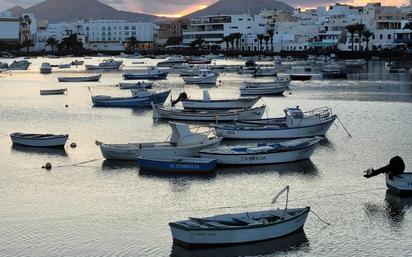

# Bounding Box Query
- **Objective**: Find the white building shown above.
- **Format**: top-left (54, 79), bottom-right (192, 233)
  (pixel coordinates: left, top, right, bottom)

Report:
top-left (182, 14), bottom-right (267, 50)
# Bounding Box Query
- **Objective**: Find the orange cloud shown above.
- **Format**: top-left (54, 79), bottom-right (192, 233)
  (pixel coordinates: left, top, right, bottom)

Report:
top-left (155, 4), bottom-right (209, 18)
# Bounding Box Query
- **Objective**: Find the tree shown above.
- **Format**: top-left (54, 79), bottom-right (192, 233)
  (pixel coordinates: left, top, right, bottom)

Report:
top-left (362, 30), bottom-right (373, 51)
top-left (263, 35), bottom-right (270, 51)
top-left (45, 37), bottom-right (58, 52)
top-left (60, 33), bottom-right (83, 52)
top-left (165, 36), bottom-right (182, 46)
top-left (404, 22), bottom-right (412, 30)
top-left (228, 34), bottom-right (235, 50)
top-left (267, 29), bottom-right (274, 51)
top-left (223, 36), bottom-right (231, 50)
top-left (232, 33), bottom-right (242, 50)
top-left (189, 37), bottom-right (204, 49)
top-left (355, 23), bottom-right (366, 51)
top-left (20, 39), bottom-right (34, 53)
top-left (126, 36), bottom-right (138, 51)
top-left (256, 34), bottom-right (264, 51)
top-left (346, 24), bottom-right (357, 51)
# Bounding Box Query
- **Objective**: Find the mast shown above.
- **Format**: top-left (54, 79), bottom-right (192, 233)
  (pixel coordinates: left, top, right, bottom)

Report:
top-left (284, 185), bottom-right (289, 219)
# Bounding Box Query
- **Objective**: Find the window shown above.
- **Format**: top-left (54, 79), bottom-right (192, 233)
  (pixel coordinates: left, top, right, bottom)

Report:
top-left (247, 27), bottom-right (251, 29)
top-left (125, 26), bottom-right (129, 30)
top-left (388, 34), bottom-right (391, 39)
top-left (239, 18), bottom-right (243, 21)
top-left (380, 34), bottom-right (383, 39)
top-left (230, 26), bottom-right (238, 29)
top-left (132, 26), bottom-right (136, 30)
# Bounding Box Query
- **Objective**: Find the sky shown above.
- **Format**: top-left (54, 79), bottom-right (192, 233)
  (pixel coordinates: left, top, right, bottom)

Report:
top-left (0, 0), bottom-right (409, 17)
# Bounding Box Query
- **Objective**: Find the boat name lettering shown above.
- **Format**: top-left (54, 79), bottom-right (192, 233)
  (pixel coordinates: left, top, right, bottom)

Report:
top-left (195, 232), bottom-right (217, 236)
top-left (241, 156), bottom-right (266, 161)
top-left (226, 130), bottom-right (236, 135)
top-left (170, 163), bottom-right (200, 169)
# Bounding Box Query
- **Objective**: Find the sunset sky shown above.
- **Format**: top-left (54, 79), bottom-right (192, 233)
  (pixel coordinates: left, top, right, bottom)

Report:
top-left (0, 0), bottom-right (409, 17)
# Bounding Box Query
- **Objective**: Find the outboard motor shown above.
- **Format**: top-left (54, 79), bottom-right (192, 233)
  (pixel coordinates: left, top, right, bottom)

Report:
top-left (364, 156), bottom-right (405, 178)
top-left (171, 92), bottom-right (188, 107)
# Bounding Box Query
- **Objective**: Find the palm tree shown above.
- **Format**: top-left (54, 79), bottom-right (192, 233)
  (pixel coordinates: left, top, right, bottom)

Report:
top-left (126, 36), bottom-right (138, 52)
top-left (346, 24), bottom-right (357, 51)
top-left (189, 37), bottom-right (204, 49)
top-left (256, 34), bottom-right (264, 51)
top-left (45, 37), bottom-right (58, 52)
top-left (223, 36), bottom-right (231, 50)
top-left (232, 33), bottom-right (242, 50)
top-left (403, 22), bottom-right (412, 30)
top-left (263, 35), bottom-right (270, 51)
top-left (355, 23), bottom-right (366, 51)
top-left (267, 29), bottom-right (274, 51)
top-left (20, 39), bottom-right (34, 53)
top-left (228, 34), bottom-right (236, 50)
top-left (362, 30), bottom-right (373, 51)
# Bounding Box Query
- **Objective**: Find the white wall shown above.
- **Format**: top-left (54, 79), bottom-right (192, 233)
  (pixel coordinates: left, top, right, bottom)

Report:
top-left (0, 20), bottom-right (20, 41)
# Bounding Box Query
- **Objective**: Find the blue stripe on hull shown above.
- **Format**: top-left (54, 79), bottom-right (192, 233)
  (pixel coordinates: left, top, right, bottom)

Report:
top-left (138, 159), bottom-right (216, 173)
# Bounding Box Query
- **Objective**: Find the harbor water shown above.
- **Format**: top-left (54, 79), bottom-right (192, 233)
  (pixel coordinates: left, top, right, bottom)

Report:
top-left (0, 57), bottom-right (411, 257)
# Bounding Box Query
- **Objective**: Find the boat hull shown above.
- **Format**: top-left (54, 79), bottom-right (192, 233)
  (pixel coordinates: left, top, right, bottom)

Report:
top-left (170, 207), bottom-right (310, 246)
top-left (215, 117), bottom-right (336, 139)
top-left (10, 134), bottom-right (68, 148)
top-left (240, 86), bottom-right (287, 96)
top-left (100, 138), bottom-right (222, 161)
top-left (182, 97), bottom-right (260, 110)
top-left (40, 89), bottom-right (67, 95)
top-left (138, 157), bottom-right (217, 174)
top-left (199, 141), bottom-right (319, 165)
top-left (58, 75), bottom-right (101, 82)
top-left (183, 76), bottom-right (217, 85)
top-left (123, 73), bottom-right (168, 80)
top-left (386, 173), bottom-right (412, 196)
top-left (153, 106), bottom-right (266, 121)
top-left (92, 90), bottom-right (170, 107)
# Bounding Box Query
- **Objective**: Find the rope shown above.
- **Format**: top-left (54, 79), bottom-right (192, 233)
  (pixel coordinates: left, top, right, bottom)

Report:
top-left (336, 115), bottom-right (352, 138)
top-left (53, 158), bottom-right (100, 168)
top-left (310, 210), bottom-right (331, 226)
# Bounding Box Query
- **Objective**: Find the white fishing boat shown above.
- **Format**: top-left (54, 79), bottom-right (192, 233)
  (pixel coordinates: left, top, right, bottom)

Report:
top-left (178, 90), bottom-right (260, 110)
top-left (10, 133), bottom-right (68, 148)
top-left (58, 63), bottom-right (71, 69)
top-left (9, 60), bottom-right (31, 70)
top-left (40, 88), bottom-right (67, 95)
top-left (322, 63), bottom-right (347, 79)
top-left (85, 59), bottom-right (123, 70)
top-left (123, 67), bottom-right (168, 80)
top-left (58, 74), bottom-right (101, 82)
top-left (99, 122), bottom-right (222, 160)
top-left (214, 107), bottom-right (336, 139)
top-left (241, 78), bottom-right (290, 96)
top-left (119, 82), bottom-right (153, 90)
top-left (169, 186), bottom-right (310, 246)
top-left (157, 56), bottom-right (186, 67)
top-left (182, 69), bottom-right (218, 85)
top-left (153, 105), bottom-right (266, 122)
top-left (199, 137), bottom-right (320, 165)
top-left (188, 56), bottom-right (212, 64)
top-left (253, 67), bottom-right (277, 77)
top-left (365, 156), bottom-right (412, 195)
top-left (40, 63), bottom-right (52, 74)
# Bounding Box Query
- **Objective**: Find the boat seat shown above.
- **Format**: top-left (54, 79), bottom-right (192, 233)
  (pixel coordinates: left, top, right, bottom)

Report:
top-left (232, 217), bottom-right (260, 225)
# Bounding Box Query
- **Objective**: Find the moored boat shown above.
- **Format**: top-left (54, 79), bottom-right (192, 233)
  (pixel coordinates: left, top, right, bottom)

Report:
top-left (123, 67), bottom-right (168, 80)
top-left (153, 105), bottom-right (266, 122)
top-left (92, 89), bottom-right (170, 107)
top-left (118, 82), bottom-right (153, 90)
top-left (40, 63), bottom-right (52, 74)
top-left (188, 56), bottom-right (212, 64)
top-left (99, 122), bottom-right (222, 160)
top-left (365, 156), bottom-right (412, 195)
top-left (10, 133), bottom-right (68, 148)
top-left (322, 64), bottom-right (347, 79)
top-left (289, 74), bottom-right (312, 81)
top-left (177, 90), bottom-right (260, 110)
top-left (182, 69), bottom-right (218, 85)
top-left (157, 57), bottom-right (186, 67)
top-left (58, 74), bottom-right (101, 82)
top-left (40, 88), bottom-right (67, 95)
top-left (253, 67), bottom-right (277, 77)
top-left (85, 59), bottom-right (122, 70)
top-left (9, 60), bottom-right (31, 70)
top-left (138, 157), bottom-right (217, 174)
top-left (169, 186), bottom-right (310, 246)
top-left (241, 78), bottom-right (290, 96)
top-left (345, 59), bottom-right (366, 68)
top-left (199, 137), bottom-right (321, 165)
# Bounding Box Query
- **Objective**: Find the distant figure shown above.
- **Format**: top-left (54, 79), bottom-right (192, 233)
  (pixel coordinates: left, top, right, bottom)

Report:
top-left (364, 156), bottom-right (405, 178)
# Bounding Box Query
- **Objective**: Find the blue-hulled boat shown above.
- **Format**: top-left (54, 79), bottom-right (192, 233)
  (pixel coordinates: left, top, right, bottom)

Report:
top-left (92, 89), bottom-right (170, 107)
top-left (138, 157), bottom-right (217, 174)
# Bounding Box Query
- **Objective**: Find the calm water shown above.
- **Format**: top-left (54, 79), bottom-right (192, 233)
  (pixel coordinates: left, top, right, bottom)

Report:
top-left (0, 57), bottom-right (411, 257)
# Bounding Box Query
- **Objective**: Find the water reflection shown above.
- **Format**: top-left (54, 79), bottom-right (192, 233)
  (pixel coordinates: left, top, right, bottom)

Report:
top-left (170, 230), bottom-right (309, 257)
top-left (101, 159), bottom-right (138, 170)
top-left (218, 159), bottom-right (319, 178)
top-left (11, 144), bottom-right (68, 157)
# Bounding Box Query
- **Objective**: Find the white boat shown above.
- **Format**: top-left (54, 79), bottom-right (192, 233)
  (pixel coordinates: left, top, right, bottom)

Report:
top-left (169, 186), bottom-right (310, 246)
top-left (71, 60), bottom-right (84, 66)
top-left (241, 78), bottom-right (290, 96)
top-left (99, 122), bottom-right (222, 161)
top-left (153, 105), bottom-right (266, 122)
top-left (199, 137), bottom-right (320, 165)
top-left (345, 59), bottom-right (367, 68)
top-left (224, 66), bottom-right (241, 72)
top-left (188, 56), bottom-right (212, 64)
top-left (123, 67), bottom-right (168, 80)
top-left (85, 59), bottom-right (123, 70)
top-left (157, 57), bottom-right (186, 67)
top-left (182, 69), bottom-right (218, 85)
top-left (9, 60), bottom-right (31, 70)
top-left (365, 156), bottom-right (412, 195)
top-left (58, 63), bottom-right (71, 69)
top-left (180, 90), bottom-right (260, 110)
top-left (58, 74), bottom-right (101, 82)
top-left (119, 82), bottom-right (153, 90)
top-left (10, 133), bottom-right (68, 148)
top-left (253, 67), bottom-right (277, 77)
top-left (40, 63), bottom-right (52, 74)
top-left (214, 107), bottom-right (336, 139)
top-left (40, 88), bottom-right (67, 95)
